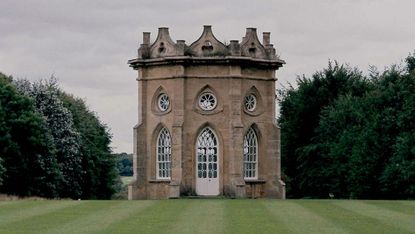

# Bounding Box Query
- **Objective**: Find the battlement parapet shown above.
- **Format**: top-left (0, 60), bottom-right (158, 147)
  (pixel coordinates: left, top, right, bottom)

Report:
top-left (129, 25), bottom-right (285, 69)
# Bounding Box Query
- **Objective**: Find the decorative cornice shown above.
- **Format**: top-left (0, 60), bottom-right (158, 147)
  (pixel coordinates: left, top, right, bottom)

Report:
top-left (129, 56), bottom-right (285, 70)
top-left (131, 26), bottom-right (285, 70)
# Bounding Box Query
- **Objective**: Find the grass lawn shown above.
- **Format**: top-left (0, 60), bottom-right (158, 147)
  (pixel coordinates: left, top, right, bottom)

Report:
top-left (120, 176), bottom-right (134, 186)
top-left (0, 199), bottom-right (414, 234)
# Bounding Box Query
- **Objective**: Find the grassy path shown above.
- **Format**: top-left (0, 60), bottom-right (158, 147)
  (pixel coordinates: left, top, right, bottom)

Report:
top-left (0, 199), bottom-right (414, 234)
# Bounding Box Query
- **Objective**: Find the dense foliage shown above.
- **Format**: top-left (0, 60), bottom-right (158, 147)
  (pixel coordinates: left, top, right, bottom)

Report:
top-left (0, 74), bottom-right (61, 197)
top-left (59, 92), bottom-right (120, 199)
top-left (0, 74), bottom-right (119, 199)
top-left (279, 53), bottom-right (415, 199)
top-left (114, 153), bottom-right (133, 177)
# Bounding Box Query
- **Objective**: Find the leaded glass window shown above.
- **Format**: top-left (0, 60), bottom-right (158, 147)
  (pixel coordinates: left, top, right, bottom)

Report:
top-left (156, 127), bottom-right (171, 179)
top-left (196, 127), bottom-right (218, 179)
top-left (158, 93), bottom-right (170, 112)
top-left (198, 92), bottom-right (217, 111)
top-left (244, 128), bottom-right (258, 179)
top-left (244, 94), bottom-right (257, 111)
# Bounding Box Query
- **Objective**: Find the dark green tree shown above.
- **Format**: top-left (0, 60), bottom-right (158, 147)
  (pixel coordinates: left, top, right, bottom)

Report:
top-left (114, 153), bottom-right (133, 176)
top-left (15, 79), bottom-right (83, 198)
top-left (59, 92), bottom-right (119, 199)
top-left (278, 62), bottom-right (370, 198)
top-left (317, 62), bottom-right (415, 198)
top-left (279, 52), bottom-right (415, 199)
top-left (0, 73), bottom-right (61, 197)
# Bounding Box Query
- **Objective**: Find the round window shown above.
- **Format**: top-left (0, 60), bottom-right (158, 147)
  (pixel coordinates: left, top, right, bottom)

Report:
top-left (158, 93), bottom-right (170, 112)
top-left (199, 92), bottom-right (217, 111)
top-left (245, 94), bottom-right (257, 111)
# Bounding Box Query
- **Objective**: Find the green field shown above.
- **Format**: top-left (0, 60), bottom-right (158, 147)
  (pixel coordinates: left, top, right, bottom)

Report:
top-left (0, 199), bottom-right (414, 234)
top-left (120, 176), bottom-right (134, 186)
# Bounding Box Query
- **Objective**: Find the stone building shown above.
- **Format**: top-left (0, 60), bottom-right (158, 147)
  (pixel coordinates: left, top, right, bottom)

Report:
top-left (128, 26), bottom-right (285, 199)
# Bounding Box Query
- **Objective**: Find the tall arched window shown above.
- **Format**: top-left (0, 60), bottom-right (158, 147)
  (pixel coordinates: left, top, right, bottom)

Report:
top-left (196, 127), bottom-right (218, 179)
top-left (244, 128), bottom-right (258, 179)
top-left (156, 127), bottom-right (171, 179)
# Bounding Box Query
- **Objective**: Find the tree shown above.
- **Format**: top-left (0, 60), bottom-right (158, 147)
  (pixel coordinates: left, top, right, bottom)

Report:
top-left (1, 73), bottom-right (120, 199)
top-left (15, 78), bottom-right (83, 198)
top-left (317, 63), bottom-right (415, 198)
top-left (59, 92), bottom-right (119, 199)
top-left (0, 73), bottom-right (61, 197)
top-left (114, 153), bottom-right (133, 176)
top-left (278, 62), bottom-right (370, 198)
top-left (279, 53), bottom-right (415, 199)
top-left (0, 157), bottom-right (4, 186)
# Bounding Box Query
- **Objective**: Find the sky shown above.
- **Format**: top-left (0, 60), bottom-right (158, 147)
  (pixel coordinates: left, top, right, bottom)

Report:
top-left (1, 0), bottom-right (414, 153)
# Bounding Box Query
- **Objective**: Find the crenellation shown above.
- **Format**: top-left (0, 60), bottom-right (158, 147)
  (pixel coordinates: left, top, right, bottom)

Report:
top-left (229, 40), bottom-right (241, 56)
top-left (262, 32), bottom-right (270, 46)
top-left (143, 32), bottom-right (151, 45)
top-left (133, 26), bottom-right (281, 62)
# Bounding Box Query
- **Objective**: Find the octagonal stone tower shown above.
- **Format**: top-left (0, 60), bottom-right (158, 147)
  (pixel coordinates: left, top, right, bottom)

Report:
top-left (128, 26), bottom-right (285, 199)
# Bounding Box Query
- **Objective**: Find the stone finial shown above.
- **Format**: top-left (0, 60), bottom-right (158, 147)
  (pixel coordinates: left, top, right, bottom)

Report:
top-left (266, 44), bottom-right (276, 59)
top-left (143, 32), bottom-right (150, 45)
top-left (245, 28), bottom-right (257, 40)
top-left (189, 25), bottom-right (227, 57)
top-left (134, 26), bottom-right (280, 60)
top-left (158, 27), bottom-right (169, 36)
top-left (240, 27), bottom-right (267, 59)
top-left (203, 25), bottom-right (212, 30)
top-left (149, 27), bottom-right (177, 58)
top-left (229, 40), bottom-right (241, 56)
top-left (176, 40), bottom-right (186, 56)
top-left (263, 32), bottom-right (270, 46)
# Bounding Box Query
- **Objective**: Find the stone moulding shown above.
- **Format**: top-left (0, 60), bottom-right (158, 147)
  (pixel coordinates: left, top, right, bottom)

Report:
top-left (129, 56), bottom-right (285, 69)
top-left (131, 25), bottom-right (285, 69)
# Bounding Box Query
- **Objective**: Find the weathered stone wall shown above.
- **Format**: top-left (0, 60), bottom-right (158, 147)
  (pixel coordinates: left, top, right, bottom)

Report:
top-left (128, 26), bottom-right (285, 199)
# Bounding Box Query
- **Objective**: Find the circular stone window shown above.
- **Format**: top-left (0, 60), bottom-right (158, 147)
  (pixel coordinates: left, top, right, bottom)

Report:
top-left (198, 92), bottom-right (217, 111)
top-left (244, 94), bottom-right (257, 111)
top-left (158, 93), bottom-right (170, 112)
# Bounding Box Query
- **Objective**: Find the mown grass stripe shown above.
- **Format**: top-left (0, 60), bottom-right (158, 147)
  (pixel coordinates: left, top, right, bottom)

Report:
top-left (0, 201), bottom-right (108, 233)
top-left (43, 200), bottom-right (155, 234)
top-left (0, 200), bottom-right (37, 212)
top-left (299, 200), bottom-right (408, 234)
top-left (402, 201), bottom-right (415, 208)
top-left (1, 199), bottom-right (414, 233)
top-left (335, 200), bottom-right (415, 233)
top-left (0, 200), bottom-right (79, 227)
top-left (223, 199), bottom-right (291, 233)
top-left (102, 199), bottom-right (190, 234)
top-left (364, 200), bottom-right (415, 216)
top-left (263, 200), bottom-right (348, 234)
top-left (0, 201), bottom-right (14, 207)
top-left (0, 200), bottom-right (64, 215)
top-left (165, 200), bottom-right (225, 234)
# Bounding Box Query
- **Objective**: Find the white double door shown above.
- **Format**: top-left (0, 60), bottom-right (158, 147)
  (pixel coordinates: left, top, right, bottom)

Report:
top-left (196, 127), bottom-right (219, 196)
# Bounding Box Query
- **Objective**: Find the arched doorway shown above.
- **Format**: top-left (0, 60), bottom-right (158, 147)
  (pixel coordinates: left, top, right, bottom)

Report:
top-left (196, 127), bottom-right (219, 195)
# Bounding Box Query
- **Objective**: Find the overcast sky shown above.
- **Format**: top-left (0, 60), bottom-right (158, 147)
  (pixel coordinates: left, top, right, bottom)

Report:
top-left (1, 0), bottom-right (414, 153)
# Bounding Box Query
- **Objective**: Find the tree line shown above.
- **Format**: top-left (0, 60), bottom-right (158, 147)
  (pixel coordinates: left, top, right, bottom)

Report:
top-left (2, 51), bottom-right (413, 200)
top-left (0, 73), bottom-right (120, 199)
top-left (279, 52), bottom-right (415, 199)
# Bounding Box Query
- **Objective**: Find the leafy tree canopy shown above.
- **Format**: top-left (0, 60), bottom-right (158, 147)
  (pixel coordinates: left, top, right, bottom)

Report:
top-left (1, 73), bottom-right (119, 199)
top-left (279, 52), bottom-right (415, 199)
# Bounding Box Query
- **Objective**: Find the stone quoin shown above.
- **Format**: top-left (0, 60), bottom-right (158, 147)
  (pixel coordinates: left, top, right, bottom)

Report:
top-left (128, 25), bottom-right (286, 199)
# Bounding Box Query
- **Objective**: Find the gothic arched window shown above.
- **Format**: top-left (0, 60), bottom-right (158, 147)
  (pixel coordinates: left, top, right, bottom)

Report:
top-left (156, 127), bottom-right (171, 179)
top-left (196, 127), bottom-right (218, 179)
top-left (243, 128), bottom-right (258, 179)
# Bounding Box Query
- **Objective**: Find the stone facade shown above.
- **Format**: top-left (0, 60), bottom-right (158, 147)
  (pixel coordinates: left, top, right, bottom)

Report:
top-left (128, 26), bottom-right (285, 199)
